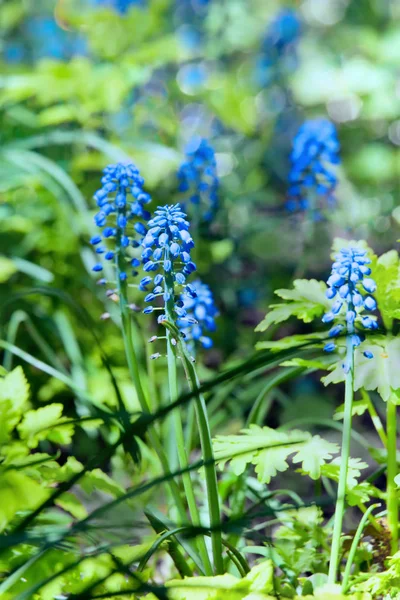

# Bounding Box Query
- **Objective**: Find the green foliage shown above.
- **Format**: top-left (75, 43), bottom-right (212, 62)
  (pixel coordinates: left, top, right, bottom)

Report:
top-left (255, 280), bottom-right (330, 333)
top-left (213, 425), bottom-right (339, 483)
top-left (322, 335), bottom-right (400, 401)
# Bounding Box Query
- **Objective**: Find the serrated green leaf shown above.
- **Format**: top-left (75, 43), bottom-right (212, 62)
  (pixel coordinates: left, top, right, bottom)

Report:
top-left (255, 280), bottom-right (329, 333)
top-left (18, 403), bottom-right (74, 448)
top-left (333, 399), bottom-right (369, 421)
top-left (292, 436), bottom-right (339, 480)
top-left (0, 366), bottom-right (29, 410)
top-left (320, 457), bottom-right (368, 490)
top-left (371, 250), bottom-right (400, 329)
top-left (322, 335), bottom-right (400, 401)
top-left (346, 482), bottom-right (380, 507)
top-left (214, 425), bottom-right (315, 484)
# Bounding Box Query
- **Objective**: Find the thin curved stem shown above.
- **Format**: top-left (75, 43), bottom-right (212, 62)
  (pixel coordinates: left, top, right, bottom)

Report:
top-left (387, 396), bottom-right (398, 554)
top-left (328, 336), bottom-right (354, 584)
top-left (164, 269), bottom-right (213, 575)
top-left (175, 328), bottom-right (224, 575)
top-left (342, 504), bottom-right (381, 593)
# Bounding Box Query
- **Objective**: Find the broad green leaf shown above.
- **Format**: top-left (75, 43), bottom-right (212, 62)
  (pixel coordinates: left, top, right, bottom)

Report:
top-left (255, 280), bottom-right (329, 333)
top-left (292, 436), bottom-right (339, 480)
top-left (0, 471), bottom-right (48, 531)
top-left (322, 335), bottom-right (400, 401)
top-left (80, 468), bottom-right (125, 498)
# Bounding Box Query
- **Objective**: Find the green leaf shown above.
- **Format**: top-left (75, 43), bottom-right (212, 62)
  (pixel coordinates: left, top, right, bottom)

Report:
top-left (320, 458), bottom-right (368, 490)
top-left (292, 436), bottom-right (339, 480)
top-left (56, 492), bottom-right (88, 519)
top-left (371, 250), bottom-right (400, 329)
top-left (256, 332), bottom-right (327, 352)
top-left (244, 560), bottom-right (274, 594)
top-left (214, 425), bottom-right (315, 484)
top-left (0, 471), bottom-right (48, 531)
top-left (255, 280), bottom-right (329, 333)
top-left (322, 335), bottom-right (400, 401)
top-left (0, 256), bottom-right (17, 282)
top-left (80, 468), bottom-right (125, 498)
top-left (17, 403), bottom-right (74, 448)
top-left (346, 482), bottom-right (380, 507)
top-left (333, 399), bottom-right (369, 421)
top-left (0, 366), bottom-right (29, 410)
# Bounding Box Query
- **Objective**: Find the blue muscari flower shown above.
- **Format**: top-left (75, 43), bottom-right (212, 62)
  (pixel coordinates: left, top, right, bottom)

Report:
top-left (90, 0), bottom-right (145, 13)
top-left (91, 163), bottom-right (151, 279)
top-left (322, 246), bottom-right (378, 360)
top-left (256, 9), bottom-right (302, 86)
top-left (141, 204), bottom-right (196, 323)
top-left (178, 279), bottom-right (218, 350)
top-left (177, 137), bottom-right (219, 222)
top-left (286, 119), bottom-right (340, 217)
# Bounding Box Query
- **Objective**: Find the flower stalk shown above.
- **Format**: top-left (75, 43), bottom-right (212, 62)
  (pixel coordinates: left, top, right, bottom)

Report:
top-left (328, 335), bottom-right (354, 584)
top-left (387, 396), bottom-right (398, 554)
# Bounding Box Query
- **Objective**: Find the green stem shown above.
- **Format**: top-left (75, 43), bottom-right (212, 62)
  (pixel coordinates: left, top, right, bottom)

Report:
top-left (328, 336), bottom-right (354, 585)
top-left (114, 226), bottom-right (193, 562)
top-left (177, 334), bottom-right (224, 574)
top-left (341, 503), bottom-right (381, 593)
top-left (387, 396), bottom-right (398, 554)
top-left (164, 269), bottom-right (213, 575)
top-left (362, 389), bottom-right (387, 448)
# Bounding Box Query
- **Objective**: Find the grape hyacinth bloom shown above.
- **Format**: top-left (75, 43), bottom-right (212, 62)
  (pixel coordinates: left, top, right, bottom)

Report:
top-left (286, 119), bottom-right (340, 216)
top-left (141, 204), bottom-right (197, 326)
top-left (178, 279), bottom-right (218, 350)
top-left (90, 163), bottom-right (151, 281)
top-left (91, 0), bottom-right (145, 13)
top-left (256, 9), bottom-right (301, 86)
top-left (177, 137), bottom-right (219, 222)
top-left (322, 247), bottom-right (378, 364)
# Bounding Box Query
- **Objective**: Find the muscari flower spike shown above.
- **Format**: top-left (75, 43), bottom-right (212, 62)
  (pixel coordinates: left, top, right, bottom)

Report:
top-left (177, 137), bottom-right (219, 222)
top-left (90, 163), bottom-right (151, 281)
top-left (177, 279), bottom-right (218, 350)
top-left (91, 0), bottom-right (145, 14)
top-left (140, 204), bottom-right (197, 325)
top-left (286, 119), bottom-right (340, 217)
top-left (256, 9), bottom-right (301, 85)
top-left (322, 247), bottom-right (378, 364)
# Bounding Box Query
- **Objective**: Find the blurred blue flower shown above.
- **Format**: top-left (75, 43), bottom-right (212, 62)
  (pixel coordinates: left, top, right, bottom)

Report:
top-left (322, 246), bottom-right (378, 359)
top-left (90, 0), bottom-right (145, 13)
top-left (286, 118), bottom-right (340, 216)
top-left (3, 42), bottom-right (26, 64)
top-left (90, 163), bottom-right (151, 280)
top-left (141, 204), bottom-right (197, 324)
top-left (23, 16), bottom-right (87, 61)
top-left (256, 9), bottom-right (302, 86)
top-left (178, 279), bottom-right (218, 350)
top-left (177, 137), bottom-right (219, 222)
